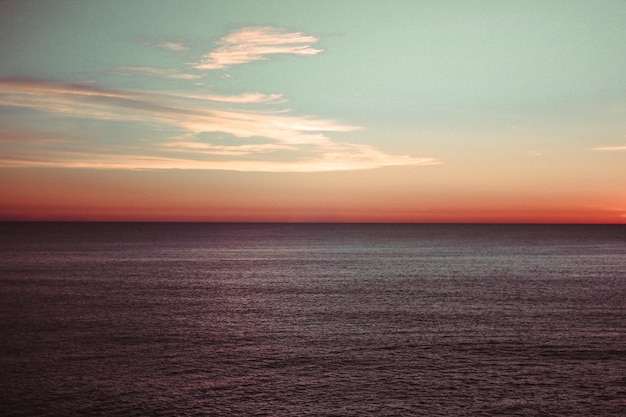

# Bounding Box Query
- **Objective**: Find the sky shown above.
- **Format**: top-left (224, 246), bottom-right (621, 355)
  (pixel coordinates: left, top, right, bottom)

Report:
top-left (1, 0), bottom-right (625, 223)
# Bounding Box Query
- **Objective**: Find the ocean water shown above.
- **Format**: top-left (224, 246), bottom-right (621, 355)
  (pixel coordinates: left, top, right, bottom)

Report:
top-left (1, 222), bottom-right (625, 416)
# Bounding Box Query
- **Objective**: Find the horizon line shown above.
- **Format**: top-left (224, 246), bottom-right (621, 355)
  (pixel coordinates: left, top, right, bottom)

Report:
top-left (1, 220), bottom-right (624, 226)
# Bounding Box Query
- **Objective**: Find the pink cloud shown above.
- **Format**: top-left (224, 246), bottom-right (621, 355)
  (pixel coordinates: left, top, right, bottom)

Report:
top-left (195, 26), bottom-right (323, 70)
top-left (167, 91), bottom-right (284, 104)
top-left (591, 145), bottom-right (626, 151)
top-left (0, 78), bottom-right (438, 172)
top-left (157, 41), bottom-right (189, 52)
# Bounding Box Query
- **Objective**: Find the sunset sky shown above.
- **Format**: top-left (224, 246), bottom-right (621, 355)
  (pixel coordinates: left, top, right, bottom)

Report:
top-left (1, 0), bottom-right (625, 222)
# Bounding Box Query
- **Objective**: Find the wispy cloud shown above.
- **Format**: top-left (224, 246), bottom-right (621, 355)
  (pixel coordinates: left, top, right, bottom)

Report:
top-left (0, 78), bottom-right (191, 124)
top-left (163, 141), bottom-right (296, 156)
top-left (0, 77), bottom-right (436, 171)
top-left (117, 66), bottom-right (201, 80)
top-left (0, 78), bottom-right (358, 144)
top-left (0, 26), bottom-right (438, 172)
top-left (0, 78), bottom-right (131, 99)
top-left (157, 41), bottom-right (190, 52)
top-left (590, 145), bottom-right (626, 151)
top-left (176, 108), bottom-right (361, 145)
top-left (0, 146), bottom-right (436, 172)
top-left (195, 26), bottom-right (323, 70)
top-left (0, 131), bottom-right (75, 143)
top-left (167, 91), bottom-right (285, 104)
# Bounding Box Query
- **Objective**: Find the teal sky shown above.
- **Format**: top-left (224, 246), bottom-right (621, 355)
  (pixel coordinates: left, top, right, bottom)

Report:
top-left (1, 0), bottom-right (625, 222)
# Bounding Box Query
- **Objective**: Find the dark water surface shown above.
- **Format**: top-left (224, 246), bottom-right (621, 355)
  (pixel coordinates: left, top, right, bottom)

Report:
top-left (1, 223), bottom-right (625, 416)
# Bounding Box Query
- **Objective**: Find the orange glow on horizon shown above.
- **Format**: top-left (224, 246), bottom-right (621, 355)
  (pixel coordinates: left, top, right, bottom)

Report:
top-left (1, 195), bottom-right (623, 224)
top-left (1, 167), bottom-right (624, 224)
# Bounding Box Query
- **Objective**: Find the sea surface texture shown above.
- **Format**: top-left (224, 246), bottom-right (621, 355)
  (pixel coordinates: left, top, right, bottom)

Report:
top-left (1, 223), bottom-right (625, 416)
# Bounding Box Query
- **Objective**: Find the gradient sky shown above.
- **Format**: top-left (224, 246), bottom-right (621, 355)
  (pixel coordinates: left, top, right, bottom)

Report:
top-left (1, 0), bottom-right (625, 222)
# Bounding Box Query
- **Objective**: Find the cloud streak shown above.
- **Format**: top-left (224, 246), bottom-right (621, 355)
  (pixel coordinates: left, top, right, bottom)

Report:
top-left (0, 78), bottom-right (359, 145)
top-left (591, 145), bottom-right (626, 151)
top-left (0, 146), bottom-right (436, 172)
top-left (0, 77), bottom-right (436, 171)
top-left (117, 66), bottom-right (201, 80)
top-left (167, 91), bottom-right (285, 104)
top-left (157, 41), bottom-right (190, 52)
top-left (195, 26), bottom-right (323, 70)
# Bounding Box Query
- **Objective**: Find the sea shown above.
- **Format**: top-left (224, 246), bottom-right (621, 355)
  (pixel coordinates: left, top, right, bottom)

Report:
top-left (1, 222), bottom-right (625, 416)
